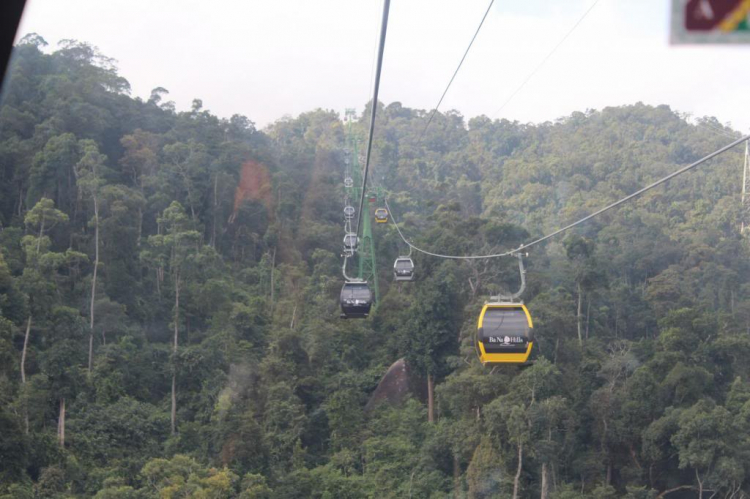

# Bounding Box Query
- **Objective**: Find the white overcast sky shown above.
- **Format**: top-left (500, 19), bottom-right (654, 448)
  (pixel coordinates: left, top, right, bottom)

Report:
top-left (13, 0), bottom-right (750, 131)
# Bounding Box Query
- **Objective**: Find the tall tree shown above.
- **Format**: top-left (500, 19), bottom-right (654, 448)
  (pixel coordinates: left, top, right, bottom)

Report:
top-left (564, 235), bottom-right (604, 345)
top-left (75, 139), bottom-right (107, 375)
top-left (143, 201), bottom-right (200, 434)
top-left (19, 198), bottom-right (68, 385)
top-left (401, 263), bottom-right (464, 423)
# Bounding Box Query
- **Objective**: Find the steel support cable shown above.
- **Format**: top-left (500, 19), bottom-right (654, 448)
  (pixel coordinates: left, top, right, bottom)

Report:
top-left (492, 0), bottom-right (601, 118)
top-left (419, 0), bottom-right (495, 140)
top-left (385, 134), bottom-right (750, 260)
top-left (356, 0), bottom-right (391, 239)
top-left (696, 121), bottom-right (737, 139)
top-left (366, 0), bottom-right (385, 112)
top-left (693, 116), bottom-right (735, 135)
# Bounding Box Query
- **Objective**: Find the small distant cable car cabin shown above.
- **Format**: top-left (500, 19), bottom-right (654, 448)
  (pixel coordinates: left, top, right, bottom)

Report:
top-left (340, 281), bottom-right (373, 318)
top-left (393, 257), bottom-right (414, 281)
top-left (344, 205), bottom-right (355, 220)
top-left (374, 208), bottom-right (388, 223)
top-left (344, 177), bottom-right (354, 188)
top-left (476, 303), bottom-right (534, 364)
top-left (343, 233), bottom-right (358, 254)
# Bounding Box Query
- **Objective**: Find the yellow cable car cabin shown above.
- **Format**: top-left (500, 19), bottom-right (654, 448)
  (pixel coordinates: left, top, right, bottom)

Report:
top-left (476, 302), bottom-right (534, 365)
top-left (374, 207), bottom-right (388, 223)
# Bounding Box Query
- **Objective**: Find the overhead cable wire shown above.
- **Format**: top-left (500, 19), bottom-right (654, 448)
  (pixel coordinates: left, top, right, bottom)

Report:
top-left (699, 124), bottom-right (737, 139)
top-left (492, 0), bottom-right (602, 118)
top-left (356, 0), bottom-right (391, 239)
top-left (693, 116), bottom-right (734, 135)
top-left (386, 134), bottom-right (750, 259)
top-left (366, 0), bottom-right (385, 109)
top-left (419, 0), bottom-right (495, 140)
top-left (694, 119), bottom-right (737, 139)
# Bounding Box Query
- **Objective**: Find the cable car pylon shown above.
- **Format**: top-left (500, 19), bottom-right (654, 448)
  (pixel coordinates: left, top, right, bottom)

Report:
top-left (340, 109), bottom-right (379, 312)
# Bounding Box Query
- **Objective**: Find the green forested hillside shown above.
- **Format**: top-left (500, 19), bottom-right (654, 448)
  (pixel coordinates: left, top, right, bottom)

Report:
top-left (1, 35), bottom-right (750, 498)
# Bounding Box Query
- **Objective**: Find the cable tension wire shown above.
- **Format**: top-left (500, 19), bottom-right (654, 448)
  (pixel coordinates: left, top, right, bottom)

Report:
top-left (386, 134), bottom-right (750, 260)
top-left (492, 0), bottom-right (602, 118)
top-left (419, 0), bottom-right (495, 141)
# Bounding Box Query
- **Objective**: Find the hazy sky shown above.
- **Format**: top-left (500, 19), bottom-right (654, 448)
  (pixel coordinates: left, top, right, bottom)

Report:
top-left (14, 0), bottom-right (750, 131)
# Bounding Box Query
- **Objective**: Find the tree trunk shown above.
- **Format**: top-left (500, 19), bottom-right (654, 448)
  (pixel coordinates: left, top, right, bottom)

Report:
top-left (36, 216), bottom-right (45, 254)
top-left (171, 371), bottom-right (177, 434)
top-left (21, 315), bottom-right (31, 434)
top-left (137, 207), bottom-right (143, 247)
top-left (88, 328), bottom-right (94, 376)
top-left (585, 299), bottom-right (591, 340)
top-left (270, 247), bottom-right (276, 307)
top-left (88, 195), bottom-right (99, 375)
top-left (57, 398), bottom-right (66, 447)
top-left (176, 161), bottom-right (197, 222)
top-left (427, 373), bottom-right (435, 424)
top-left (576, 282), bottom-right (583, 346)
top-left (541, 462), bottom-right (549, 499)
top-left (211, 174), bottom-right (218, 247)
top-left (513, 443), bottom-right (523, 499)
top-left (552, 463), bottom-right (558, 493)
top-left (602, 415), bottom-right (610, 485)
top-left (171, 275), bottom-right (180, 435)
top-left (453, 454), bottom-right (461, 497)
top-left (554, 337), bottom-right (560, 364)
top-left (21, 315), bottom-right (31, 384)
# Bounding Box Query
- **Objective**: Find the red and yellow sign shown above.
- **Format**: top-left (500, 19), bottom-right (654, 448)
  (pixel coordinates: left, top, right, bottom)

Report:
top-left (672, 0), bottom-right (750, 43)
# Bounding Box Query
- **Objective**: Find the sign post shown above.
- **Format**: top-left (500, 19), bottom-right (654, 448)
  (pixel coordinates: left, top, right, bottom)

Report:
top-left (672, 0), bottom-right (750, 44)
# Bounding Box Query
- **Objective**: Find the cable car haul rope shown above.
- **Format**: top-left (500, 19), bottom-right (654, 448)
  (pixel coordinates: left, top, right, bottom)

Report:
top-left (385, 133), bottom-right (750, 260)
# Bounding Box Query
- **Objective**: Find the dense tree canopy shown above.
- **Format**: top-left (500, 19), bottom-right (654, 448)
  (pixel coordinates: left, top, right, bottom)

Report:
top-left (1, 36), bottom-right (750, 498)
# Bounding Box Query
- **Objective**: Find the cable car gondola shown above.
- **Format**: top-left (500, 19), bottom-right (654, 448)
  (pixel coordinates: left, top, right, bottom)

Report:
top-left (476, 302), bottom-right (534, 364)
top-left (393, 257), bottom-right (414, 281)
top-left (344, 177), bottom-right (354, 188)
top-left (374, 207), bottom-right (388, 223)
top-left (340, 280), bottom-right (372, 318)
top-left (344, 205), bottom-right (355, 220)
top-left (343, 233), bottom-right (358, 254)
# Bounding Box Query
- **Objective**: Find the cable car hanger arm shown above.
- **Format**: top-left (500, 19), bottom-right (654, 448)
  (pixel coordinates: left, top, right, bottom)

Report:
top-left (491, 253), bottom-right (526, 302)
top-left (385, 134), bottom-right (750, 260)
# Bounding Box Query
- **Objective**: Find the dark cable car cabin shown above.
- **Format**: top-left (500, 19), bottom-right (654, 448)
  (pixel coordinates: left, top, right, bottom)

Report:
top-left (476, 303), bottom-right (534, 365)
top-left (340, 281), bottom-right (373, 318)
top-left (343, 233), bottom-right (358, 254)
top-left (374, 207), bottom-right (388, 223)
top-left (344, 205), bottom-right (355, 220)
top-left (393, 257), bottom-right (414, 281)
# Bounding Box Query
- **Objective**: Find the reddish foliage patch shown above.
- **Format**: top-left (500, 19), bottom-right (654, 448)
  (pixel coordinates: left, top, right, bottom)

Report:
top-left (232, 160), bottom-right (273, 221)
